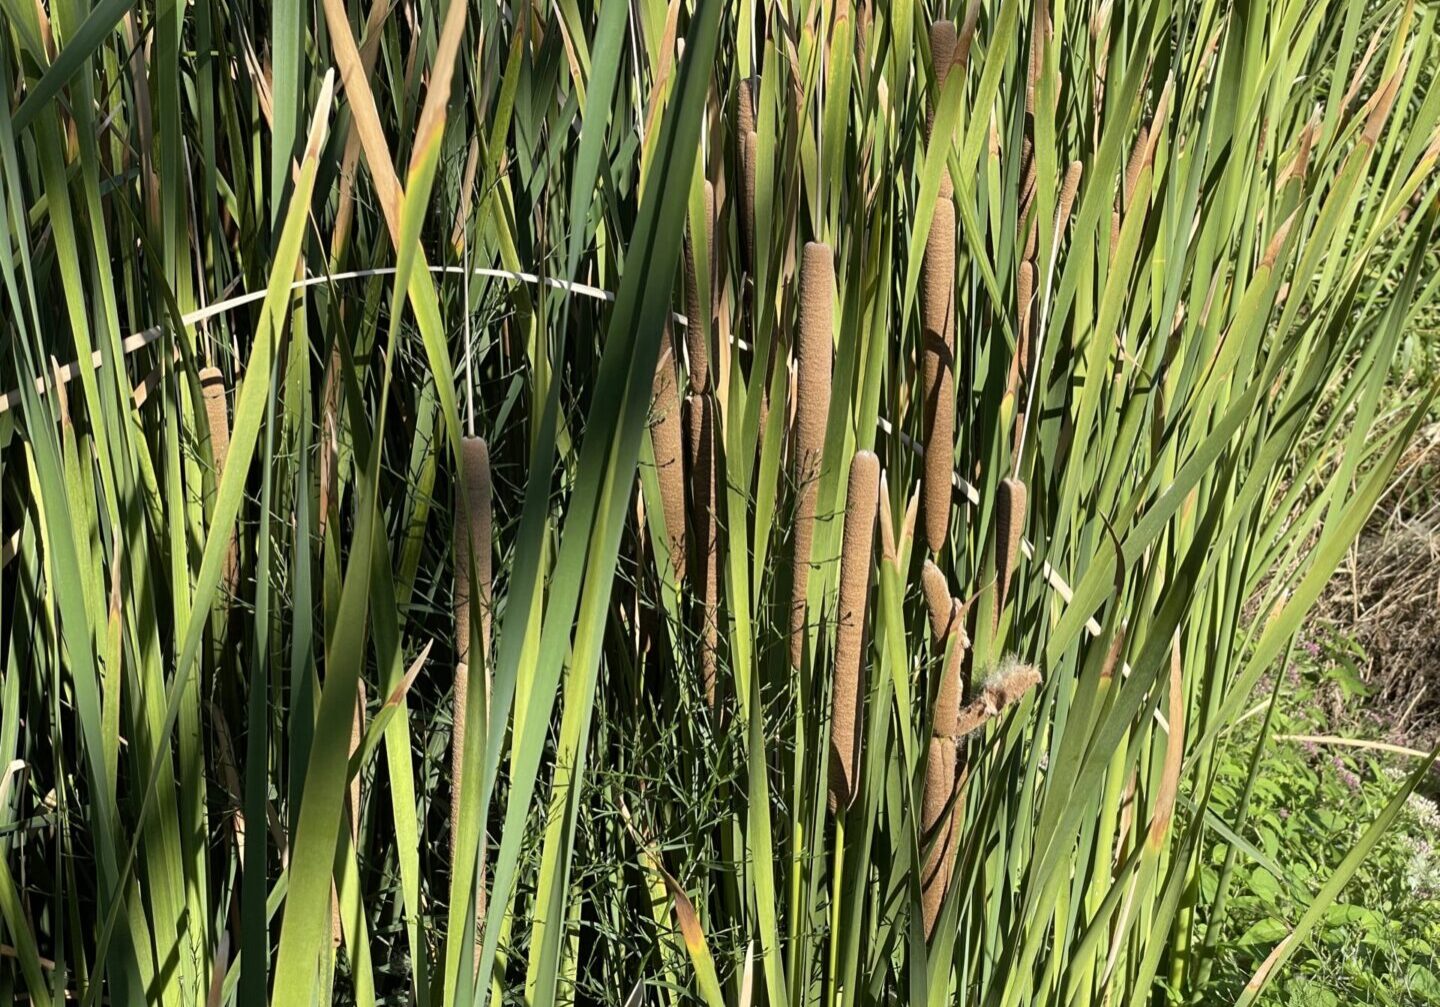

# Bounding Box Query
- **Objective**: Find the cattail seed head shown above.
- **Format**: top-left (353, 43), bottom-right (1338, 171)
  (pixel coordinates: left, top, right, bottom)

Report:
top-left (738, 76), bottom-right (758, 139)
top-left (743, 131), bottom-right (759, 270)
top-left (685, 392), bottom-right (721, 706)
top-left (921, 560), bottom-right (954, 643)
top-left (829, 450), bottom-right (879, 813)
top-left (921, 193), bottom-right (956, 555)
top-left (651, 330), bottom-right (688, 582)
top-left (200, 366), bottom-right (231, 473)
top-left (933, 598), bottom-right (966, 737)
top-left (200, 366), bottom-right (239, 599)
top-left (684, 181), bottom-right (716, 393)
top-left (789, 242), bottom-right (834, 668)
top-left (930, 21), bottom-right (957, 97)
top-left (1017, 259), bottom-right (1035, 359)
top-left (995, 477), bottom-right (1027, 611)
top-left (928, 22), bottom-right (958, 199)
top-left (1056, 159), bottom-right (1083, 237)
top-left (921, 736), bottom-right (958, 937)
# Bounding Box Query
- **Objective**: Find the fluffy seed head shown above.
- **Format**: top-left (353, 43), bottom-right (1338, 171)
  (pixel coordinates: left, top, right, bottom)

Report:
top-left (829, 450), bottom-right (880, 813)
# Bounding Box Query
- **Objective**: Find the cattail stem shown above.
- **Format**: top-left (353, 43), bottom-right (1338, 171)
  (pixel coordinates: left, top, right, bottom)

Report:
top-left (685, 392), bottom-right (720, 707)
top-left (789, 242), bottom-right (834, 668)
top-left (452, 436), bottom-right (492, 938)
top-left (651, 328), bottom-right (688, 582)
top-left (830, 450), bottom-right (879, 813)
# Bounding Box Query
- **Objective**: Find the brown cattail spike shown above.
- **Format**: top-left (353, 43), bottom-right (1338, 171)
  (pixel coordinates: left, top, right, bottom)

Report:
top-left (685, 181), bottom-right (716, 393)
top-left (928, 22), bottom-right (958, 201)
top-left (995, 477), bottom-right (1027, 611)
top-left (933, 598), bottom-right (966, 738)
top-left (200, 366), bottom-right (231, 474)
top-left (921, 736), bottom-right (958, 937)
top-left (789, 242), bottom-right (834, 668)
top-left (451, 435), bottom-right (492, 932)
top-left (829, 450), bottom-right (879, 813)
top-left (1056, 160), bottom-right (1084, 239)
top-left (921, 560), bottom-right (954, 644)
top-left (743, 131), bottom-right (759, 271)
top-left (738, 76), bottom-right (758, 139)
top-left (685, 392), bottom-right (720, 707)
top-left (921, 194), bottom-right (956, 555)
top-left (1017, 260), bottom-right (1036, 388)
top-left (651, 329), bottom-right (687, 582)
top-left (200, 366), bottom-right (239, 599)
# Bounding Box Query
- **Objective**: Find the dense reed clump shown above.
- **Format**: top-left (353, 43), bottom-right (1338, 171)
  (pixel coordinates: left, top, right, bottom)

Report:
top-left (2, 4), bottom-right (1436, 1007)
top-left (789, 240), bottom-right (834, 668)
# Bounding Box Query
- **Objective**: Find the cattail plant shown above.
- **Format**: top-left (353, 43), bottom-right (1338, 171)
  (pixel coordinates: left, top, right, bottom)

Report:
top-left (684, 181), bottom-right (716, 394)
top-left (829, 450), bottom-right (879, 813)
top-left (922, 21), bottom-right (958, 555)
top-left (789, 241), bottom-right (834, 668)
top-left (451, 435), bottom-right (492, 928)
top-left (685, 392), bottom-right (720, 707)
top-left (651, 327), bottom-right (688, 581)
